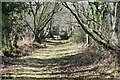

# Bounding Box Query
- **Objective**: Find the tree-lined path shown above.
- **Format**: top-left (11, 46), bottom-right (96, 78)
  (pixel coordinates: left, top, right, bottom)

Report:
top-left (2, 2), bottom-right (120, 79)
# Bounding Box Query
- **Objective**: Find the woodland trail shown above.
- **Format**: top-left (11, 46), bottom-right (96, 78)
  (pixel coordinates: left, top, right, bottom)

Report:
top-left (2, 40), bottom-right (106, 79)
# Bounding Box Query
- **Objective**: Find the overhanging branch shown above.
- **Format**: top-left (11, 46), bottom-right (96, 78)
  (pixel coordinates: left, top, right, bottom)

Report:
top-left (62, 2), bottom-right (115, 51)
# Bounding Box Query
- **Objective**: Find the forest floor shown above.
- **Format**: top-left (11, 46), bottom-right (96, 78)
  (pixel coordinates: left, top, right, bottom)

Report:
top-left (2, 39), bottom-right (120, 79)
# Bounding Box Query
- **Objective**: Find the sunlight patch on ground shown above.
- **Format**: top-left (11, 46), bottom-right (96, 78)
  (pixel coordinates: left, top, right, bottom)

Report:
top-left (3, 40), bottom-right (86, 79)
top-left (20, 41), bottom-right (80, 59)
top-left (3, 74), bottom-right (58, 79)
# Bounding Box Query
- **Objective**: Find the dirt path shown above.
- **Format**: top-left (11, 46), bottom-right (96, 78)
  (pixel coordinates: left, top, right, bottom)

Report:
top-left (2, 40), bottom-right (102, 79)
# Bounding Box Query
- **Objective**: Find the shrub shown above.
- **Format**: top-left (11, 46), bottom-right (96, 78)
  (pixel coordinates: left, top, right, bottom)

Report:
top-left (71, 28), bottom-right (86, 43)
top-left (59, 30), bottom-right (69, 40)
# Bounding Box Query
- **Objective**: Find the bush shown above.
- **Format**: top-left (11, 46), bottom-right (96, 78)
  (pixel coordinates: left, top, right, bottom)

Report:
top-left (59, 30), bottom-right (69, 40)
top-left (71, 28), bottom-right (86, 43)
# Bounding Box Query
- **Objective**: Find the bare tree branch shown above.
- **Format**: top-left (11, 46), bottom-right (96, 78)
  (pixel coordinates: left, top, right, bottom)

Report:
top-left (62, 2), bottom-right (115, 51)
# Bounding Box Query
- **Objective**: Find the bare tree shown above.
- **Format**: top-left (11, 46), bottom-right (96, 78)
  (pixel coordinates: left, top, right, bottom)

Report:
top-left (62, 2), bottom-right (120, 66)
top-left (22, 2), bottom-right (61, 43)
top-left (62, 2), bottom-right (115, 50)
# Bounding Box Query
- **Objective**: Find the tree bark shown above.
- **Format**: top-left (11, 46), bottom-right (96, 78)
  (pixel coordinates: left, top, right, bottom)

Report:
top-left (115, 2), bottom-right (120, 66)
top-left (115, 2), bottom-right (120, 47)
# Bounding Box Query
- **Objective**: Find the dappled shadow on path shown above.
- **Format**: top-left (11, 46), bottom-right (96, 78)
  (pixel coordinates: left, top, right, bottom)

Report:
top-left (45, 40), bottom-right (69, 46)
top-left (2, 40), bottom-right (105, 79)
top-left (5, 50), bottom-right (104, 67)
top-left (3, 50), bottom-right (104, 79)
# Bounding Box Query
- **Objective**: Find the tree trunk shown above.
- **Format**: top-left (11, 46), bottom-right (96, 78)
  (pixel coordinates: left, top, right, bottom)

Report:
top-left (86, 34), bottom-right (90, 44)
top-left (115, 2), bottom-right (120, 66)
top-left (34, 35), bottom-right (42, 44)
top-left (115, 2), bottom-right (120, 47)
